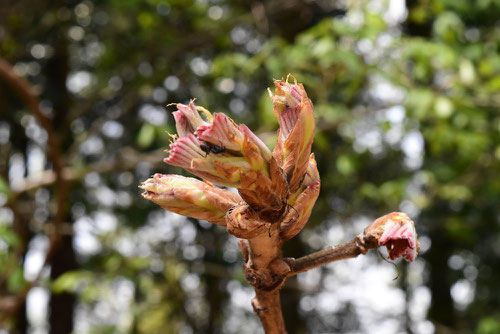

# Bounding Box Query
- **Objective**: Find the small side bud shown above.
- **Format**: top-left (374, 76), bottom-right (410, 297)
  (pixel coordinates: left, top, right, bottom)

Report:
top-left (140, 174), bottom-right (241, 225)
top-left (364, 212), bottom-right (420, 262)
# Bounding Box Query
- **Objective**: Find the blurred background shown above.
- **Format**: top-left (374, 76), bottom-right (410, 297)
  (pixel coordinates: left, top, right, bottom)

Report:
top-left (0, 0), bottom-right (499, 333)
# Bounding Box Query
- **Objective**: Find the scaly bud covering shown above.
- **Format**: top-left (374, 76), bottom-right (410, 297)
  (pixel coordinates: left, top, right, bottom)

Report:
top-left (226, 202), bottom-right (271, 239)
top-left (269, 75), bottom-right (316, 194)
top-left (280, 154), bottom-right (320, 241)
top-left (140, 174), bottom-right (241, 225)
top-left (364, 212), bottom-right (420, 262)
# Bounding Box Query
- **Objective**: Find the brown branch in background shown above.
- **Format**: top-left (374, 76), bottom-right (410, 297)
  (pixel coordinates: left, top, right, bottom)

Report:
top-left (251, 2), bottom-right (269, 35)
top-left (0, 58), bottom-right (65, 176)
top-left (0, 57), bottom-right (69, 316)
top-left (10, 147), bottom-right (165, 196)
top-left (0, 57), bottom-right (68, 254)
top-left (0, 145), bottom-right (164, 318)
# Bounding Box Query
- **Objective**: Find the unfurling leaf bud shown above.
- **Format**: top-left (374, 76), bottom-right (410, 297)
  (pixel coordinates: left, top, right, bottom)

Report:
top-left (144, 77), bottom-right (320, 239)
top-left (165, 102), bottom-right (272, 192)
top-left (140, 174), bottom-right (241, 225)
top-left (269, 75), bottom-right (316, 194)
top-left (364, 212), bottom-right (420, 262)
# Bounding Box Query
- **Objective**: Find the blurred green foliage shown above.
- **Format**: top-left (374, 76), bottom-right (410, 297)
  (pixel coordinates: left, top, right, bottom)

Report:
top-left (0, 0), bottom-right (499, 333)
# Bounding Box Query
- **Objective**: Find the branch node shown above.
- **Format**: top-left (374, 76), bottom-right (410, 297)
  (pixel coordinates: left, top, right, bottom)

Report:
top-left (355, 233), bottom-right (369, 255)
top-left (251, 298), bottom-right (267, 315)
top-left (269, 258), bottom-right (291, 276)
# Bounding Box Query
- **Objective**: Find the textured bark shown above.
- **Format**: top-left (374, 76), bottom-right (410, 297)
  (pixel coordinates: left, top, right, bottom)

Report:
top-left (252, 289), bottom-right (286, 334)
top-left (242, 223), bottom-right (288, 333)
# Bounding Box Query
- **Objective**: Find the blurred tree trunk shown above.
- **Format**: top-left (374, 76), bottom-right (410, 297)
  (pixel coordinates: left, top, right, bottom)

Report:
top-left (13, 300), bottom-right (28, 334)
top-left (45, 34), bottom-right (77, 334)
top-left (401, 262), bottom-right (414, 334)
top-left (424, 210), bottom-right (455, 328)
top-left (206, 274), bottom-right (224, 333)
top-left (49, 234), bottom-right (76, 334)
top-left (202, 227), bottom-right (228, 333)
top-left (13, 214), bottom-right (29, 334)
top-left (427, 229), bottom-right (455, 327)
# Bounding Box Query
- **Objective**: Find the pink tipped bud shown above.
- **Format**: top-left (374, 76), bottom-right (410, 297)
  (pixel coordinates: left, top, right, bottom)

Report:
top-left (140, 174), bottom-right (241, 225)
top-left (238, 124), bottom-right (272, 162)
top-left (173, 101), bottom-right (209, 135)
top-left (195, 113), bottom-right (271, 173)
top-left (173, 111), bottom-right (193, 138)
top-left (165, 101), bottom-right (275, 201)
top-left (270, 75), bottom-right (316, 194)
top-left (269, 78), bottom-right (302, 139)
top-left (365, 212), bottom-right (420, 262)
top-left (164, 134), bottom-right (208, 169)
top-left (197, 113), bottom-right (244, 151)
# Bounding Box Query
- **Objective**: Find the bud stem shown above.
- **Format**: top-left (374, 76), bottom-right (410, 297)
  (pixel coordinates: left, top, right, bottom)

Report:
top-left (285, 233), bottom-right (379, 277)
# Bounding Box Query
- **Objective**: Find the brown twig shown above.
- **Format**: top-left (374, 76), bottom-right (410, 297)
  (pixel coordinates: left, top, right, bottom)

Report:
top-left (286, 233), bottom-right (379, 277)
top-left (0, 58), bottom-right (65, 177)
top-left (242, 231), bottom-right (380, 333)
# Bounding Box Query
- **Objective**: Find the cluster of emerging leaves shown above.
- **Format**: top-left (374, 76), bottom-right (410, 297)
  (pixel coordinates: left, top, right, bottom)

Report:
top-left (1, 0), bottom-right (499, 332)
